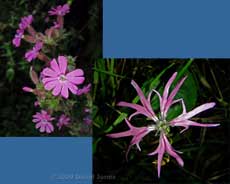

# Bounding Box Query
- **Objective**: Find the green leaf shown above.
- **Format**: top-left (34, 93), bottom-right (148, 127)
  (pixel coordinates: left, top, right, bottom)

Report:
top-left (93, 138), bottom-right (102, 154)
top-left (104, 112), bottom-right (127, 133)
top-left (6, 68), bottom-right (14, 82)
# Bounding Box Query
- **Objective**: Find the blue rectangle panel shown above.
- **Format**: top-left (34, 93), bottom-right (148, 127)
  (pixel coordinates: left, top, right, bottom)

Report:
top-left (0, 137), bottom-right (92, 184)
top-left (103, 0), bottom-right (230, 58)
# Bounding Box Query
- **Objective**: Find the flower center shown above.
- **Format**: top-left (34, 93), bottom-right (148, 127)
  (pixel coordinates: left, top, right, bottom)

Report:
top-left (58, 74), bottom-right (67, 82)
top-left (41, 119), bottom-right (48, 124)
top-left (155, 120), bottom-right (170, 135)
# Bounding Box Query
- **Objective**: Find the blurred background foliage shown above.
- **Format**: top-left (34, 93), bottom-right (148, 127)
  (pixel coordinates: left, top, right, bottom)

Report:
top-left (93, 59), bottom-right (230, 184)
top-left (0, 0), bottom-right (101, 136)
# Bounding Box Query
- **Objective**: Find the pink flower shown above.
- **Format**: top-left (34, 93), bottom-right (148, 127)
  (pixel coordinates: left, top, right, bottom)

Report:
top-left (12, 29), bottom-right (24, 47)
top-left (107, 118), bottom-right (154, 159)
top-left (25, 42), bottom-right (43, 62)
top-left (48, 4), bottom-right (70, 16)
top-left (108, 72), bottom-right (220, 177)
top-left (13, 15), bottom-right (33, 47)
top-left (19, 15), bottom-right (33, 30)
top-left (42, 56), bottom-right (85, 99)
top-left (76, 84), bottom-right (91, 95)
top-left (57, 114), bottom-right (70, 130)
top-left (148, 133), bottom-right (184, 178)
top-left (32, 110), bottom-right (54, 134)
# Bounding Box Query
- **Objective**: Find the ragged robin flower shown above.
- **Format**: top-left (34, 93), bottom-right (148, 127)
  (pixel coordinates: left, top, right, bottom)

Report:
top-left (107, 72), bottom-right (220, 178)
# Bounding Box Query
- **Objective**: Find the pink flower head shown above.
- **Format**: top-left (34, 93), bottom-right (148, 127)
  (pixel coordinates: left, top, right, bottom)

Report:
top-left (57, 114), bottom-right (70, 130)
top-left (25, 42), bottom-right (43, 62)
top-left (12, 29), bottom-right (24, 47)
top-left (32, 110), bottom-right (54, 134)
top-left (76, 84), bottom-right (91, 95)
top-left (48, 4), bottom-right (70, 16)
top-left (107, 118), bottom-right (154, 160)
top-left (108, 72), bottom-right (220, 177)
top-left (19, 15), bottom-right (33, 30)
top-left (148, 133), bottom-right (184, 178)
top-left (42, 56), bottom-right (85, 99)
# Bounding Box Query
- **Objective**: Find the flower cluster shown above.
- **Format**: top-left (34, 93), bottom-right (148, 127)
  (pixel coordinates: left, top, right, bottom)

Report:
top-left (14, 4), bottom-right (91, 134)
top-left (107, 72), bottom-right (220, 177)
top-left (12, 4), bottom-right (71, 62)
top-left (12, 15), bottom-right (33, 47)
top-left (25, 42), bottom-right (43, 62)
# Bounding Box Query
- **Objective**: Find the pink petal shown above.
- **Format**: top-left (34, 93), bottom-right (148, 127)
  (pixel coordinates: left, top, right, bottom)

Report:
top-left (57, 56), bottom-right (67, 74)
top-left (157, 137), bottom-right (165, 178)
top-left (164, 76), bottom-right (187, 115)
top-left (46, 126), bottom-right (51, 133)
top-left (44, 81), bottom-right (58, 90)
top-left (148, 148), bottom-right (159, 156)
top-left (66, 82), bottom-right (78, 94)
top-left (162, 72), bottom-right (177, 109)
top-left (46, 124), bottom-right (54, 133)
top-left (49, 124), bottom-right (54, 132)
top-left (41, 110), bottom-right (47, 115)
top-left (172, 98), bottom-right (187, 114)
top-left (131, 80), bottom-right (156, 119)
top-left (35, 123), bottom-right (42, 129)
top-left (52, 83), bottom-right (62, 96)
top-left (50, 59), bottom-right (61, 74)
top-left (32, 115), bottom-right (40, 119)
top-left (32, 119), bottom-right (40, 123)
top-left (118, 101), bottom-right (152, 118)
top-left (67, 76), bottom-right (85, 85)
top-left (176, 102), bottom-right (216, 121)
top-left (42, 68), bottom-right (58, 77)
top-left (40, 125), bottom-right (45, 132)
top-left (149, 89), bottom-right (162, 105)
top-left (61, 84), bottom-right (69, 98)
top-left (173, 120), bottom-right (220, 128)
top-left (42, 77), bottom-right (58, 84)
top-left (157, 152), bottom-right (164, 178)
top-left (130, 128), bottom-right (149, 150)
top-left (163, 134), bottom-right (184, 167)
top-left (66, 69), bottom-right (84, 77)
